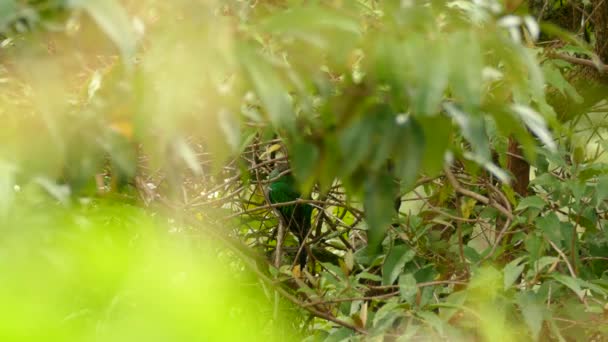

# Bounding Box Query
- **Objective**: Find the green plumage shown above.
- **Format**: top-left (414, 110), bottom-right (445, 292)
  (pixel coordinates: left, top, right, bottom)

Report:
top-left (267, 170), bottom-right (312, 269)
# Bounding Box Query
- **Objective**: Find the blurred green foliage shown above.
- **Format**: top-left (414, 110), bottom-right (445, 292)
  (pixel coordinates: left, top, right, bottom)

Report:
top-left (0, 197), bottom-right (296, 341)
top-left (0, 0), bottom-right (561, 248)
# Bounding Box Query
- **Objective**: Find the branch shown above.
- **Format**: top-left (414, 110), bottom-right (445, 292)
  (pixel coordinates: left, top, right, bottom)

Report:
top-left (444, 166), bottom-right (514, 220)
top-left (548, 52), bottom-right (608, 73)
top-left (223, 198), bottom-right (357, 220)
top-left (546, 238), bottom-right (577, 279)
top-left (178, 212), bottom-right (368, 334)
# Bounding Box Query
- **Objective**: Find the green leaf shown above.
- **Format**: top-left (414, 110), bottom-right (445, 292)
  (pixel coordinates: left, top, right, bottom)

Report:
top-left (0, 0), bottom-right (17, 31)
top-left (353, 246), bottom-right (372, 266)
top-left (356, 272), bottom-right (382, 282)
top-left (542, 62), bottom-right (583, 103)
top-left (382, 245), bottom-right (415, 285)
top-left (291, 139), bottom-right (319, 190)
top-left (595, 175), bottom-right (608, 206)
top-left (511, 104), bottom-right (556, 152)
top-left (371, 301), bottom-right (401, 334)
top-left (536, 212), bottom-right (562, 245)
top-left (532, 256), bottom-right (559, 274)
top-left (260, 6), bottom-right (360, 65)
top-left (416, 311), bottom-right (445, 337)
top-left (369, 108), bottom-right (399, 171)
top-left (321, 262), bottom-right (346, 281)
top-left (364, 173), bottom-right (398, 254)
top-left (449, 31), bottom-right (482, 110)
top-left (407, 36), bottom-right (448, 116)
top-left (439, 291), bottom-right (467, 321)
top-left (547, 318), bottom-right (568, 342)
top-left (261, 7), bottom-right (360, 36)
top-left (34, 177), bottom-right (71, 205)
top-left (558, 44), bottom-right (594, 57)
top-left (463, 246), bottom-right (482, 263)
top-left (218, 110), bottom-right (241, 152)
top-left (576, 278), bottom-right (608, 296)
top-left (541, 22), bottom-right (595, 56)
top-left (530, 173), bottom-right (558, 188)
top-left (344, 250), bottom-right (354, 272)
top-left (69, 0), bottom-right (136, 60)
top-left (399, 324), bottom-right (421, 341)
top-left (551, 274), bottom-right (585, 300)
top-left (463, 152), bottom-right (510, 184)
top-left (394, 115), bottom-right (425, 190)
top-left (521, 48), bottom-right (548, 106)
top-left (488, 104), bottom-right (537, 164)
top-left (339, 115), bottom-right (374, 176)
top-left (565, 179), bottom-right (586, 202)
top-left (503, 256), bottom-right (526, 290)
top-left (516, 292), bottom-right (545, 341)
top-left (239, 46), bottom-right (295, 133)
top-left (414, 264), bottom-right (438, 283)
top-left (398, 274), bottom-right (417, 303)
top-left (444, 103), bottom-right (490, 161)
top-left (516, 196), bottom-right (546, 211)
top-left (418, 286), bottom-right (436, 308)
top-left (370, 37), bottom-right (407, 96)
top-left (416, 116), bottom-right (452, 176)
top-left (174, 138), bottom-right (202, 176)
top-left (525, 234), bottom-right (543, 263)
top-left (323, 327), bottom-right (354, 342)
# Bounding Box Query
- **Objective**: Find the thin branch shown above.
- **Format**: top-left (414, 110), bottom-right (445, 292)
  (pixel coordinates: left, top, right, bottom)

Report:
top-left (223, 198), bottom-right (357, 220)
top-left (546, 238), bottom-right (577, 279)
top-left (368, 279), bottom-right (468, 291)
top-left (178, 211), bottom-right (368, 334)
top-left (548, 52), bottom-right (608, 73)
top-left (483, 217), bottom-right (512, 263)
top-left (444, 166), bottom-right (514, 220)
top-left (302, 291), bottom-right (400, 307)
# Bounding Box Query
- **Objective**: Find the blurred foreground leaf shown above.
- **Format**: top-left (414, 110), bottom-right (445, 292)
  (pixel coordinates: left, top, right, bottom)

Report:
top-left (0, 200), bottom-right (295, 341)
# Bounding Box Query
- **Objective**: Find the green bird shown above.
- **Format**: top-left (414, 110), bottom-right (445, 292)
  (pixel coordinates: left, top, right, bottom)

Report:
top-left (267, 168), bottom-right (313, 270)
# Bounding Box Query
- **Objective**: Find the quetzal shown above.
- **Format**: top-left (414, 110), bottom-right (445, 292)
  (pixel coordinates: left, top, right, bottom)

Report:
top-left (267, 168), bottom-right (313, 270)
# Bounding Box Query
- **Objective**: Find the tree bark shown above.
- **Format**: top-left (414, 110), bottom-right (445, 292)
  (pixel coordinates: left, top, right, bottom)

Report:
top-left (593, 0), bottom-right (608, 62)
top-left (506, 136), bottom-right (529, 196)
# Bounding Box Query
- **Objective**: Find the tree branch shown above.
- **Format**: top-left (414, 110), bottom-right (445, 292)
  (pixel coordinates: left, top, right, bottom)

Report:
top-left (548, 52), bottom-right (608, 73)
top-left (444, 166), bottom-right (514, 220)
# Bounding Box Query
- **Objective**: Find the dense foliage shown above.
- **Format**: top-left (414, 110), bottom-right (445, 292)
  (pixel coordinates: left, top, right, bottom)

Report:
top-left (1, 0), bottom-right (608, 340)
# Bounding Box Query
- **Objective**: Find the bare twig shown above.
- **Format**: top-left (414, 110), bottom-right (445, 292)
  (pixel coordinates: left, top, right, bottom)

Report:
top-left (368, 279), bottom-right (468, 291)
top-left (483, 217), bottom-right (513, 262)
top-left (546, 238), bottom-right (577, 279)
top-left (444, 166), bottom-right (514, 220)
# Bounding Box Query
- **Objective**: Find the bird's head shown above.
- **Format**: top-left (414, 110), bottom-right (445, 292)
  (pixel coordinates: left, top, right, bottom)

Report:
top-left (268, 164), bottom-right (291, 182)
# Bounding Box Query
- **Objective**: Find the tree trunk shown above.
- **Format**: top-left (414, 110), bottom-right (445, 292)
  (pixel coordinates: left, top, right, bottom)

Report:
top-left (593, 0), bottom-right (608, 62)
top-left (506, 136), bottom-right (529, 196)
